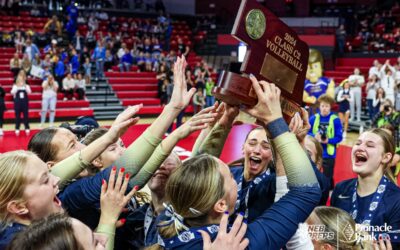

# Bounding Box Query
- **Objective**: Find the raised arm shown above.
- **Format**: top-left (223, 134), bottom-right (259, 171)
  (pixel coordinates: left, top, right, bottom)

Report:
top-left (129, 106), bottom-right (217, 188)
top-left (193, 104), bottom-right (239, 157)
top-left (191, 102), bottom-right (224, 155)
top-left (114, 56), bottom-right (197, 176)
top-left (51, 105), bottom-right (142, 189)
top-left (243, 76), bottom-right (321, 249)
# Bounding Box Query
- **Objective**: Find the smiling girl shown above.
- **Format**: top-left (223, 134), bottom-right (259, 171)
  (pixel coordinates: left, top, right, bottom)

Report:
top-left (331, 128), bottom-right (400, 240)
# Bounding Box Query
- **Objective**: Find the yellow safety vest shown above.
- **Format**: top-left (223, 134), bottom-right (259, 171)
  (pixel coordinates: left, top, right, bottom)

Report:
top-left (312, 114), bottom-right (337, 156)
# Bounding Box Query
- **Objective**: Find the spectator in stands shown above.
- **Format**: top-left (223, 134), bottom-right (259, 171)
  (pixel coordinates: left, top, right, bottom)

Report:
top-left (30, 4), bottom-right (40, 17)
top-left (66, 0), bottom-right (79, 22)
top-left (373, 87), bottom-right (386, 115)
top-left (336, 24), bottom-right (346, 54)
top-left (72, 31), bottom-right (84, 53)
top-left (65, 14), bottom-right (77, 41)
top-left (62, 73), bottom-right (76, 101)
top-left (88, 13), bottom-right (99, 32)
top-left (369, 59), bottom-right (381, 77)
top-left (308, 94), bottom-right (343, 189)
top-left (152, 37), bottom-right (162, 59)
top-left (70, 49), bottom-right (80, 74)
top-left (11, 70), bottom-right (31, 136)
top-left (109, 16), bottom-right (120, 32)
top-left (144, 53), bottom-right (154, 72)
top-left (92, 40), bottom-right (106, 81)
top-left (380, 60), bottom-right (396, 104)
top-left (192, 88), bottom-right (205, 114)
top-left (75, 73), bottom-right (86, 100)
top-left (96, 10), bottom-right (109, 21)
top-left (117, 42), bottom-right (127, 60)
top-left (85, 30), bottom-right (97, 50)
top-left (195, 71), bottom-right (205, 91)
top-left (24, 39), bottom-right (40, 62)
top-left (41, 54), bottom-right (53, 72)
top-left (185, 70), bottom-right (194, 90)
top-left (83, 57), bottom-right (92, 87)
top-left (160, 78), bottom-right (168, 106)
top-left (337, 81), bottom-right (353, 138)
top-left (205, 77), bottom-right (215, 107)
top-left (20, 54), bottom-right (31, 76)
top-left (32, 54), bottom-right (42, 67)
top-left (44, 15), bottom-right (62, 37)
top-left (348, 67), bottom-right (365, 122)
top-left (177, 37), bottom-right (189, 57)
top-left (53, 56), bottom-right (65, 90)
top-left (104, 49), bottom-right (114, 72)
top-left (14, 31), bottom-right (24, 54)
top-left (80, 46), bottom-right (91, 65)
top-left (119, 48), bottom-right (133, 72)
top-left (40, 74), bottom-right (58, 127)
top-left (0, 83), bottom-right (4, 136)
top-left (372, 99), bottom-right (399, 129)
top-left (157, 64), bottom-right (168, 98)
top-left (9, 53), bottom-right (21, 80)
top-left (366, 74), bottom-right (381, 120)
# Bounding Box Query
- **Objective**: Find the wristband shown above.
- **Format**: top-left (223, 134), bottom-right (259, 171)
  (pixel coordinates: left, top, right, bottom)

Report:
top-left (266, 117), bottom-right (289, 139)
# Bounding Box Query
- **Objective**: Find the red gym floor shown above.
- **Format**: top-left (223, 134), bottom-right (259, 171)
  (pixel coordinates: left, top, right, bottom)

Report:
top-left (0, 123), bottom-right (356, 185)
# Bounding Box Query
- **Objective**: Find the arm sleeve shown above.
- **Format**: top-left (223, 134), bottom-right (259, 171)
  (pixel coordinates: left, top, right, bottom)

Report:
top-left (50, 151), bottom-right (91, 190)
top-left (327, 118), bottom-right (343, 145)
top-left (195, 123), bottom-right (231, 158)
top-left (128, 143), bottom-right (169, 188)
top-left (96, 224), bottom-right (116, 250)
top-left (191, 127), bottom-right (211, 156)
top-left (246, 186), bottom-right (321, 250)
top-left (113, 130), bottom-right (162, 176)
top-left (274, 176), bottom-right (289, 202)
top-left (272, 130), bottom-right (318, 185)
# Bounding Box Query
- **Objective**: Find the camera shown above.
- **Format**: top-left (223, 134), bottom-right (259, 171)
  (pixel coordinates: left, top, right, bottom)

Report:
top-left (319, 124), bottom-right (328, 141)
top-left (383, 105), bottom-right (391, 112)
top-left (60, 122), bottom-right (96, 140)
top-left (59, 116), bottom-right (99, 140)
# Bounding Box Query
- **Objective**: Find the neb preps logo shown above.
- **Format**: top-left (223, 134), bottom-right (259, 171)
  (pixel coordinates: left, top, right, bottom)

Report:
top-left (308, 225), bottom-right (335, 241)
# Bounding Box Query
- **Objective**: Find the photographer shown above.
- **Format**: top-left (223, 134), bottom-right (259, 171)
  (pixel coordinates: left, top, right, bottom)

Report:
top-left (308, 94), bottom-right (343, 189)
top-left (372, 100), bottom-right (400, 146)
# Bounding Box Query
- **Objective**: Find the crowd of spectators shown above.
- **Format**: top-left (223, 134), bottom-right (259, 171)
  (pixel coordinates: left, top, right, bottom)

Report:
top-left (336, 2), bottom-right (400, 53)
top-left (156, 59), bottom-right (216, 114)
top-left (331, 57), bottom-right (400, 144)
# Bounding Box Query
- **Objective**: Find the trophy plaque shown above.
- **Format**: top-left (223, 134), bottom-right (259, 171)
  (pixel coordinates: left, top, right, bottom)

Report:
top-left (212, 0), bottom-right (309, 122)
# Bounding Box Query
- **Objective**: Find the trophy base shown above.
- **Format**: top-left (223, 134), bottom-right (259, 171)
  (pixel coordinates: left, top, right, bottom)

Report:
top-left (212, 71), bottom-right (257, 107)
top-left (213, 71), bottom-right (302, 123)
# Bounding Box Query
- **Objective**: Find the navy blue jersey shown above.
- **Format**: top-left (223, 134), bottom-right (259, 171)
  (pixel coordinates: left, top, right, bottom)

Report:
top-left (331, 178), bottom-right (400, 232)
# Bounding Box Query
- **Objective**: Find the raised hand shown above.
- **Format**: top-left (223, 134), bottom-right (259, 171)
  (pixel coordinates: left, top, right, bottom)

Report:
top-left (243, 75), bottom-right (282, 126)
top-left (207, 101), bottom-right (225, 129)
top-left (200, 212), bottom-right (249, 250)
top-left (289, 108), bottom-right (310, 144)
top-left (107, 104), bottom-right (142, 142)
top-left (219, 103), bottom-right (240, 128)
top-left (99, 167), bottom-right (138, 225)
top-left (168, 56), bottom-right (196, 110)
top-left (175, 106), bottom-right (218, 139)
top-left (373, 235), bottom-right (392, 250)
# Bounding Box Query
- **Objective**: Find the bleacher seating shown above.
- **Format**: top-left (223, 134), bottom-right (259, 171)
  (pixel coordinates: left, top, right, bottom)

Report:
top-left (0, 47), bottom-right (94, 121)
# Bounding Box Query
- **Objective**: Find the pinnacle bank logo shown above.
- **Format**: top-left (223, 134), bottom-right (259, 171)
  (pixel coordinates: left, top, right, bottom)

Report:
top-left (342, 223), bottom-right (355, 242)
